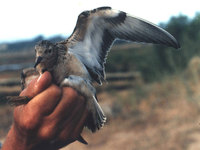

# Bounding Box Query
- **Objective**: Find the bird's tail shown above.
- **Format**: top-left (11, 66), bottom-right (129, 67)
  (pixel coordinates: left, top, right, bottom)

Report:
top-left (85, 95), bottom-right (106, 132)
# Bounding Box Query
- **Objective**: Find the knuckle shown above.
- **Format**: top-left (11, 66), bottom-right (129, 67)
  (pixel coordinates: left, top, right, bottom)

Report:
top-left (49, 85), bottom-right (62, 98)
top-left (38, 124), bottom-right (56, 140)
top-left (19, 106), bottom-right (41, 131)
top-left (64, 87), bottom-right (77, 96)
top-left (63, 87), bottom-right (85, 102)
top-left (13, 106), bottom-right (39, 131)
top-left (20, 114), bottom-right (39, 131)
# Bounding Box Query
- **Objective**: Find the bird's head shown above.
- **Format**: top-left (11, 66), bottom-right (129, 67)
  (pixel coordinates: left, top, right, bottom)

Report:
top-left (34, 40), bottom-right (58, 74)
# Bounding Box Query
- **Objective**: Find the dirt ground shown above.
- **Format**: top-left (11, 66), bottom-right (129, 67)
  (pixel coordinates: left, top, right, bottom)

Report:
top-left (2, 63), bottom-right (200, 150)
top-left (63, 66), bottom-right (200, 150)
top-left (62, 89), bottom-right (200, 150)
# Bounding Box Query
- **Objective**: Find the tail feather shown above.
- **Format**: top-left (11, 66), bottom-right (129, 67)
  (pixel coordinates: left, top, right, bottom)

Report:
top-left (94, 100), bottom-right (106, 128)
top-left (85, 96), bottom-right (106, 132)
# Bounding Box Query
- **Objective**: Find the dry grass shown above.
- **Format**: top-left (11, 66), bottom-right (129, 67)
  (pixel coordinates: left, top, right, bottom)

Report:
top-left (63, 57), bottom-right (200, 150)
top-left (62, 77), bottom-right (200, 150)
top-left (2, 57), bottom-right (200, 149)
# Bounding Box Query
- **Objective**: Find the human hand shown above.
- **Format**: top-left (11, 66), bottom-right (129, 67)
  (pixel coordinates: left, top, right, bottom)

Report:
top-left (2, 72), bottom-right (88, 150)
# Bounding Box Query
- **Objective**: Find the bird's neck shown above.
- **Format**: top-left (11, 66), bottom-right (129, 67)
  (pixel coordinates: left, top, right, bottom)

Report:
top-left (51, 49), bottom-right (68, 86)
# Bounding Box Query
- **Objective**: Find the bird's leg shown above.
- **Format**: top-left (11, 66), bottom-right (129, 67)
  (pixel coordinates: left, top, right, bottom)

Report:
top-left (6, 68), bottom-right (39, 106)
top-left (6, 96), bottom-right (31, 106)
top-left (61, 75), bottom-right (106, 132)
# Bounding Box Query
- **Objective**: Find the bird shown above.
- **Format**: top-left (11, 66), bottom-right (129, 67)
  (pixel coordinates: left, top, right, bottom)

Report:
top-left (7, 6), bottom-right (180, 144)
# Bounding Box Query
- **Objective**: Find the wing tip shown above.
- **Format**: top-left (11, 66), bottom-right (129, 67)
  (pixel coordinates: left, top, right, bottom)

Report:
top-left (169, 37), bottom-right (181, 49)
top-left (174, 41), bottom-right (181, 49)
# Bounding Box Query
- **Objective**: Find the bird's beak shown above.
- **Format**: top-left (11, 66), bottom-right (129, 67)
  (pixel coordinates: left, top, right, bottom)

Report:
top-left (34, 56), bottom-right (43, 68)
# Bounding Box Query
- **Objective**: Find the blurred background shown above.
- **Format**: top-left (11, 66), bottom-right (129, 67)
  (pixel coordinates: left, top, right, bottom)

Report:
top-left (1, 0), bottom-right (200, 150)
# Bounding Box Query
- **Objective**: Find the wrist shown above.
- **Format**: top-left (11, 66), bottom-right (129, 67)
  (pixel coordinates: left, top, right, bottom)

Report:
top-left (2, 125), bottom-right (58, 150)
top-left (2, 125), bottom-right (33, 150)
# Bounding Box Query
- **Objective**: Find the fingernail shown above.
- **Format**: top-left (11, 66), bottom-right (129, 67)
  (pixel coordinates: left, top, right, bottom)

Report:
top-left (37, 74), bottom-right (42, 83)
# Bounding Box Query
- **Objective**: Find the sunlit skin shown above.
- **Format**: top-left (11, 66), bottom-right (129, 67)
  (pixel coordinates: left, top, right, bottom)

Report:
top-left (2, 72), bottom-right (88, 150)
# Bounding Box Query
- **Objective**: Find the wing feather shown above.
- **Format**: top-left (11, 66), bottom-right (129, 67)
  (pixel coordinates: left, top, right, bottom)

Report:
top-left (65, 7), bottom-right (180, 84)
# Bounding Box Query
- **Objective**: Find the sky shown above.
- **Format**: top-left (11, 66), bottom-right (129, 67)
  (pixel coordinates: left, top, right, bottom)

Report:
top-left (0, 0), bottom-right (199, 43)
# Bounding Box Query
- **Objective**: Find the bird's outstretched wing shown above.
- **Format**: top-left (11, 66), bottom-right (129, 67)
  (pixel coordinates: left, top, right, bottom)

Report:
top-left (64, 7), bottom-right (180, 84)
